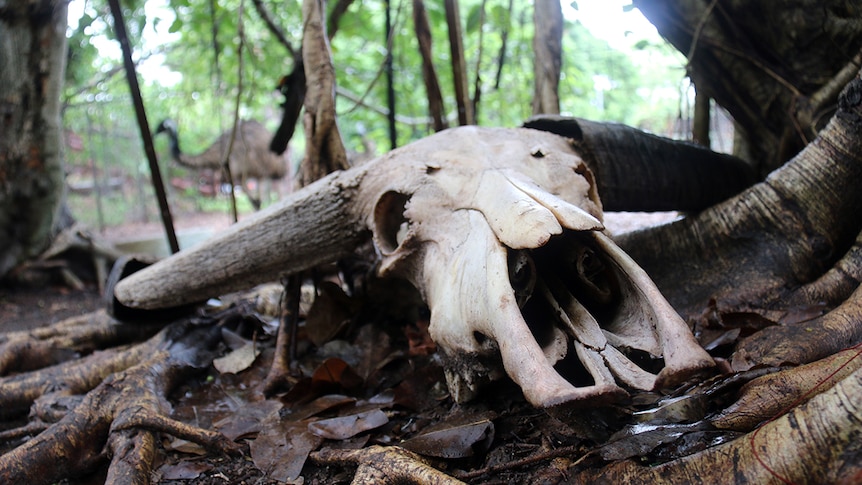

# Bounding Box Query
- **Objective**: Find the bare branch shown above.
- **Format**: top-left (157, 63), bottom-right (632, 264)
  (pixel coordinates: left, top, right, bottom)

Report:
top-left (250, 0), bottom-right (297, 57)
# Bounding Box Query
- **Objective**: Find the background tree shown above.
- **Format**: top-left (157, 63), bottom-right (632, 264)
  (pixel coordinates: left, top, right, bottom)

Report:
top-left (635, 0), bottom-right (862, 173)
top-left (532, 0), bottom-right (562, 114)
top-left (0, 0), bottom-right (70, 280)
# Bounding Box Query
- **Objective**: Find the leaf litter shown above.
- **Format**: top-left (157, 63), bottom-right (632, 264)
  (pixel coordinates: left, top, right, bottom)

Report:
top-left (152, 286), bottom-right (828, 483)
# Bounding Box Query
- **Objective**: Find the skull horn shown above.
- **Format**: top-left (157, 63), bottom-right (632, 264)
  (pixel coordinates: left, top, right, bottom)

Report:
top-left (113, 169), bottom-right (370, 310)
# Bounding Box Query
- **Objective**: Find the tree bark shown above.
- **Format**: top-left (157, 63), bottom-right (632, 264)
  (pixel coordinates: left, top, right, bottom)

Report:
top-left (634, 0), bottom-right (862, 174)
top-left (617, 73), bottom-right (862, 316)
top-left (692, 83), bottom-right (710, 146)
top-left (300, 0), bottom-right (349, 186)
top-left (574, 365), bottom-right (862, 484)
top-left (0, 0), bottom-right (69, 279)
top-left (532, 0), bottom-right (562, 115)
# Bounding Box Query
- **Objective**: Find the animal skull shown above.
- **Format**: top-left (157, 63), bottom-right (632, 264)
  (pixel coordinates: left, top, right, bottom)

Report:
top-left (114, 126), bottom-right (714, 408)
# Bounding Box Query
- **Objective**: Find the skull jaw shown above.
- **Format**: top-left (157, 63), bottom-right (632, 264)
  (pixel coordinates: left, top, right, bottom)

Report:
top-left (425, 229), bottom-right (714, 409)
top-left (438, 347), bottom-right (629, 408)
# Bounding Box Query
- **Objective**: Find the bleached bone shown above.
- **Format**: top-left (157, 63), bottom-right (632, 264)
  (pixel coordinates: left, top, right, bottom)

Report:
top-left (114, 126), bottom-right (714, 408)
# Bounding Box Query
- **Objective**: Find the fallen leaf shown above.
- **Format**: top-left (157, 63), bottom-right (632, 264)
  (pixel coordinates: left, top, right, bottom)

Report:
top-left (632, 394), bottom-right (707, 424)
top-left (400, 419), bottom-right (495, 458)
top-left (158, 460), bottom-right (213, 480)
top-left (213, 342), bottom-right (260, 374)
top-left (163, 437), bottom-right (207, 455)
top-left (354, 324), bottom-right (393, 380)
top-left (214, 399), bottom-right (282, 441)
top-left (305, 281), bottom-right (360, 346)
top-left (599, 422), bottom-right (708, 461)
top-left (405, 318), bottom-right (436, 356)
top-left (311, 357), bottom-right (363, 394)
top-left (307, 409), bottom-right (390, 440)
top-left (251, 412), bottom-right (323, 481)
top-left (291, 394), bottom-right (356, 421)
top-left (393, 364), bottom-right (448, 411)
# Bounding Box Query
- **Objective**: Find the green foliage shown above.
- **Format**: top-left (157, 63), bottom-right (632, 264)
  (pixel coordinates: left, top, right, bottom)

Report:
top-left (61, 0), bottom-right (686, 228)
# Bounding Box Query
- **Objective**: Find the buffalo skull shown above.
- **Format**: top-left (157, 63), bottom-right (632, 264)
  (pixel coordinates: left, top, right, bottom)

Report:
top-left (114, 125), bottom-right (714, 408)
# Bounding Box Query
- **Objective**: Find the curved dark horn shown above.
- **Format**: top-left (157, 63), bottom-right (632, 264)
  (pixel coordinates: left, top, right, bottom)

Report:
top-left (524, 115), bottom-right (758, 212)
top-left (113, 168), bottom-right (369, 310)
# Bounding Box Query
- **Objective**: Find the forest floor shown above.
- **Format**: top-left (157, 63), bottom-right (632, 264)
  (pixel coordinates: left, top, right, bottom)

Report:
top-left (0, 210), bottom-right (685, 484)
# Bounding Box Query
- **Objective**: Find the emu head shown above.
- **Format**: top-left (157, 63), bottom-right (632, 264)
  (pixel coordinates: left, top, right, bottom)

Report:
top-left (114, 126), bottom-right (714, 408)
top-left (154, 119), bottom-right (177, 136)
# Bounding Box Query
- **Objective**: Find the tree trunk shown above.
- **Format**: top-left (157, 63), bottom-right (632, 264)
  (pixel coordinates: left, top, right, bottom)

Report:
top-left (617, 73), bottom-right (862, 317)
top-left (413, 0), bottom-right (448, 132)
top-left (634, 0), bottom-right (862, 174)
top-left (532, 0), bottom-right (562, 115)
top-left (445, 0), bottom-right (474, 126)
top-left (0, 0), bottom-right (69, 279)
top-left (692, 83), bottom-right (710, 146)
top-left (300, 0), bottom-right (348, 186)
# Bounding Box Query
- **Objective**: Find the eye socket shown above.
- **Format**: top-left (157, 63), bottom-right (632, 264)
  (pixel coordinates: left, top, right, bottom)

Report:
top-left (373, 191), bottom-right (412, 254)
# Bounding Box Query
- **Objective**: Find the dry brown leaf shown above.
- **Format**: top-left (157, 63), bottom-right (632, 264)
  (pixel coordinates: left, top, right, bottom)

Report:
top-left (213, 399), bottom-right (282, 441)
top-left (291, 394), bottom-right (356, 421)
top-left (311, 357), bottom-right (364, 394)
top-left (158, 460), bottom-right (213, 480)
top-left (307, 409), bottom-right (390, 440)
top-left (213, 342), bottom-right (260, 374)
top-left (305, 281), bottom-right (360, 346)
top-left (250, 411), bottom-right (323, 481)
top-left (400, 418), bottom-right (495, 458)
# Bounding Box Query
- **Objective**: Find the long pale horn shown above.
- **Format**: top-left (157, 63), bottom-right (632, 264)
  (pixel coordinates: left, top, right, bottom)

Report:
top-left (113, 168), bottom-right (370, 310)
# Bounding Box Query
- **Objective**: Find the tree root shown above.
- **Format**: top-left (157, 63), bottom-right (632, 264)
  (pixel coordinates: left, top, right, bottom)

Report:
top-left (7, 222), bottom-right (124, 292)
top-left (0, 322), bottom-right (162, 416)
top-left (732, 285), bottom-right (862, 371)
top-left (784, 228), bottom-right (862, 308)
top-left (311, 445), bottom-right (465, 485)
top-left (571, 366), bottom-right (862, 484)
top-left (262, 274), bottom-right (302, 396)
top-left (0, 319), bottom-right (241, 484)
top-left (616, 77), bottom-right (862, 316)
top-left (713, 344), bottom-right (862, 431)
top-left (0, 309), bottom-right (163, 375)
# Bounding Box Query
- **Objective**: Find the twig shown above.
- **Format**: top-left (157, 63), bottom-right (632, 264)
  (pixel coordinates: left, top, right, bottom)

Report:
top-left (327, 0), bottom-right (355, 39)
top-left (685, 0), bottom-right (718, 67)
top-left (471, 0), bottom-right (487, 121)
top-left (335, 85), bottom-right (449, 125)
top-left (455, 444), bottom-right (587, 480)
top-left (493, 0), bottom-right (513, 90)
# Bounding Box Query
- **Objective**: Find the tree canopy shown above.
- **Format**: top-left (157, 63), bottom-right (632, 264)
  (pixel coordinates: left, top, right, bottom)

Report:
top-left (63, 0), bottom-right (687, 174)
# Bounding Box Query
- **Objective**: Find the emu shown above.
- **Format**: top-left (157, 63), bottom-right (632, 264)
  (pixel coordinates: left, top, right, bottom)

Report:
top-left (155, 119), bottom-right (290, 209)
